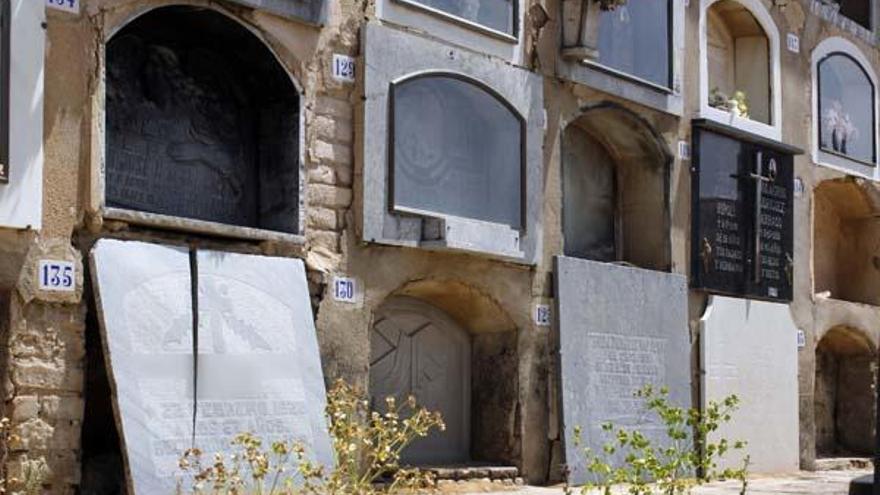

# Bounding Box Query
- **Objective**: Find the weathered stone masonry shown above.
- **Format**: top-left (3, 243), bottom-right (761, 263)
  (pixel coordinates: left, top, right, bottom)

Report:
top-left (1, 0), bottom-right (880, 493)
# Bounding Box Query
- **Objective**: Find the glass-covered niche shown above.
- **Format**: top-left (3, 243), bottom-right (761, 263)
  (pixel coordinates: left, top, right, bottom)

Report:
top-left (818, 53), bottom-right (876, 165)
top-left (400, 0), bottom-right (515, 35)
top-left (706, 0), bottom-right (771, 124)
top-left (391, 75), bottom-right (523, 228)
top-left (596, 0), bottom-right (672, 88)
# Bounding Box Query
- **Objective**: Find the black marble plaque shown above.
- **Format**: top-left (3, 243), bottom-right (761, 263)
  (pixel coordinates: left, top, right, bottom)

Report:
top-left (106, 6), bottom-right (300, 234)
top-left (691, 121), bottom-right (798, 302)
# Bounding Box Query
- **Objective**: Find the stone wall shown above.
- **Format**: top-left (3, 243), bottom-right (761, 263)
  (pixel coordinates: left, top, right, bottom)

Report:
top-left (0, 0), bottom-right (879, 492)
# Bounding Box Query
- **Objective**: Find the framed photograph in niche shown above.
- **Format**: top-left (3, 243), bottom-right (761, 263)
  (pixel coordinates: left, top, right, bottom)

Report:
top-left (818, 52), bottom-right (876, 166)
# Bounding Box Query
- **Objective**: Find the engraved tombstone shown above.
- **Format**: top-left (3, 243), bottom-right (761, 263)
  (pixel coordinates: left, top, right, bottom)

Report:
top-left (691, 121), bottom-right (799, 302)
top-left (555, 257), bottom-right (691, 485)
top-left (105, 6), bottom-right (300, 234)
top-left (91, 239), bottom-right (332, 494)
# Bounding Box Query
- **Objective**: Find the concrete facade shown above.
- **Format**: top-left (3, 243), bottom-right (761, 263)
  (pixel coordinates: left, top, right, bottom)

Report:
top-left (0, 0), bottom-right (878, 492)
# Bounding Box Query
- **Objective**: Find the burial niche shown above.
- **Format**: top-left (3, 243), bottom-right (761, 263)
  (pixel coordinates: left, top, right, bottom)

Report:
top-left (818, 53), bottom-right (876, 165)
top-left (814, 179), bottom-right (880, 305)
top-left (105, 6), bottom-right (300, 234)
top-left (706, 0), bottom-right (771, 124)
top-left (561, 105), bottom-right (669, 270)
top-left (370, 292), bottom-right (519, 466)
top-left (814, 326), bottom-right (876, 457)
top-left (391, 74), bottom-right (523, 230)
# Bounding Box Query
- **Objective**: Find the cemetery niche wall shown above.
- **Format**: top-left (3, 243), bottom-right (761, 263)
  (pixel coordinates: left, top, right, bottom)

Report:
top-left (89, 239), bottom-right (333, 494)
top-left (554, 257), bottom-right (690, 485)
top-left (690, 120), bottom-right (798, 302)
top-left (105, 6), bottom-right (302, 235)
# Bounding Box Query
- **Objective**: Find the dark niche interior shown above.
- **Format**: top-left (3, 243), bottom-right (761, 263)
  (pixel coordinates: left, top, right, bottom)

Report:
top-left (561, 105), bottom-right (670, 270)
top-left (814, 325), bottom-right (876, 457)
top-left (105, 6), bottom-right (300, 234)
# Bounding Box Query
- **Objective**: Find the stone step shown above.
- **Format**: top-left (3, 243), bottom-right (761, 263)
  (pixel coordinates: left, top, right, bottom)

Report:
top-left (814, 457), bottom-right (874, 471)
top-left (425, 465), bottom-right (521, 481)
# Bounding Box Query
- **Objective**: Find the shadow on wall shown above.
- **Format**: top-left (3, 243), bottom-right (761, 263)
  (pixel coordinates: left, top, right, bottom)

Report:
top-left (814, 325), bottom-right (876, 457)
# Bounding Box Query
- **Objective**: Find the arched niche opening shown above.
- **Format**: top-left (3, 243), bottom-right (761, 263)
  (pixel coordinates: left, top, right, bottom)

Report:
top-left (561, 104), bottom-right (670, 270)
top-left (369, 282), bottom-right (519, 467)
top-left (706, 0), bottom-right (771, 124)
top-left (814, 325), bottom-right (876, 457)
top-left (104, 5), bottom-right (301, 234)
top-left (832, 0), bottom-right (872, 30)
top-left (813, 179), bottom-right (880, 305)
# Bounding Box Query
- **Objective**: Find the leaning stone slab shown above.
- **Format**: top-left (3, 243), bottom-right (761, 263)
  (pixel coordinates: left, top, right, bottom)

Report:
top-left (91, 239), bottom-right (333, 494)
top-left (90, 240), bottom-right (194, 494)
top-left (700, 296), bottom-right (799, 473)
top-left (554, 257), bottom-right (691, 485)
top-left (194, 249), bottom-right (333, 466)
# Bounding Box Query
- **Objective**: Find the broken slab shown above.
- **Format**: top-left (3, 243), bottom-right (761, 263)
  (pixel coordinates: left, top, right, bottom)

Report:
top-left (700, 296), bottom-right (799, 473)
top-left (554, 257), bottom-right (691, 485)
top-left (91, 239), bottom-right (333, 494)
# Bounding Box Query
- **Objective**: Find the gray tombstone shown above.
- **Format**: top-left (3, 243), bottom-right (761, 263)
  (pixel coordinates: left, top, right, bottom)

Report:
top-left (91, 239), bottom-right (332, 494)
top-left (554, 256), bottom-right (691, 485)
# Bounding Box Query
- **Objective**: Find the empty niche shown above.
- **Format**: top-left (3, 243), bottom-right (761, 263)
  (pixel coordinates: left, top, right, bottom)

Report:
top-left (105, 6), bottom-right (301, 234)
top-left (814, 325), bottom-right (876, 457)
top-left (706, 0), bottom-right (771, 124)
top-left (813, 179), bottom-right (880, 305)
top-left (561, 104), bottom-right (670, 270)
top-left (832, 0), bottom-right (872, 30)
top-left (369, 282), bottom-right (519, 467)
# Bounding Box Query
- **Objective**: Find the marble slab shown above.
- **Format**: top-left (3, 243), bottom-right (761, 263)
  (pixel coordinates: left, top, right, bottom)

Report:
top-left (555, 256), bottom-right (691, 485)
top-left (700, 296), bottom-right (799, 473)
top-left (194, 249), bottom-right (333, 465)
top-left (91, 240), bottom-right (333, 494)
top-left (91, 239), bottom-right (194, 494)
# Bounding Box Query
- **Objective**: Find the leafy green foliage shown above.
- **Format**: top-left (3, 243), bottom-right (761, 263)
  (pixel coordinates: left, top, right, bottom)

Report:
top-left (177, 379), bottom-right (444, 494)
top-left (566, 385), bottom-right (750, 495)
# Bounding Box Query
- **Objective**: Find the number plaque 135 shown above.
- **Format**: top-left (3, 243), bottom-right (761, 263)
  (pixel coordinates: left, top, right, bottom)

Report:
top-left (38, 260), bottom-right (75, 292)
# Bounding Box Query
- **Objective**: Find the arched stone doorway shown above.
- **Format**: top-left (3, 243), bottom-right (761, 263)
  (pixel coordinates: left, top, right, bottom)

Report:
top-left (562, 103), bottom-right (671, 270)
top-left (370, 297), bottom-right (472, 464)
top-left (369, 284), bottom-right (520, 468)
top-left (814, 325), bottom-right (877, 457)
